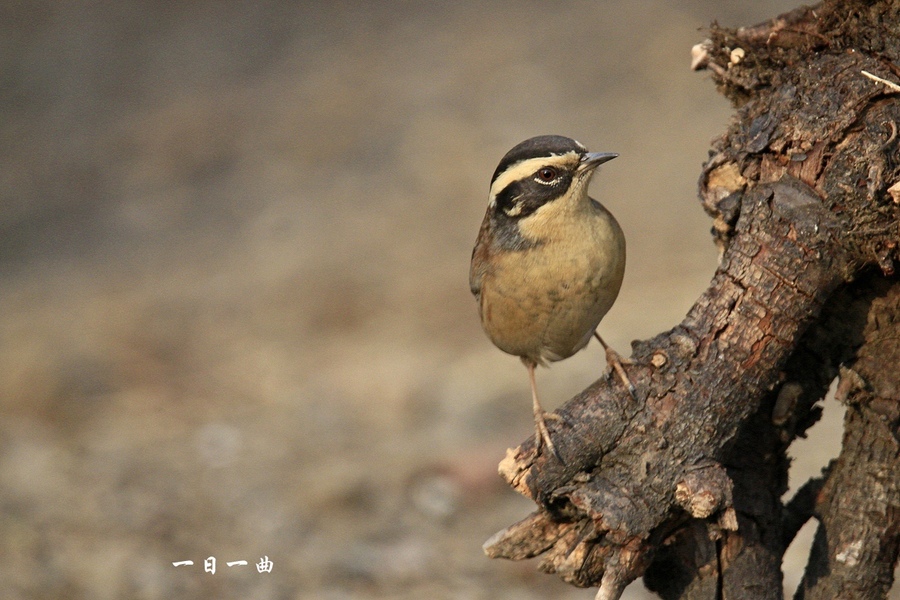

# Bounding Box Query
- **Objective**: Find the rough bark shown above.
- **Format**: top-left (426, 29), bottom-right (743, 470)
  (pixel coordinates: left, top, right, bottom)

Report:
top-left (484, 1), bottom-right (900, 598)
top-left (796, 278), bottom-right (900, 600)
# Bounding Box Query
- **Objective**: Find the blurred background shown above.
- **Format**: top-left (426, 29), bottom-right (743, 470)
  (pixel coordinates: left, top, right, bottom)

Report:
top-left (1, 1), bottom-right (873, 599)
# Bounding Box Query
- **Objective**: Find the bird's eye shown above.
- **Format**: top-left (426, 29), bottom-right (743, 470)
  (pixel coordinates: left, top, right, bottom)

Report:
top-left (536, 167), bottom-right (558, 182)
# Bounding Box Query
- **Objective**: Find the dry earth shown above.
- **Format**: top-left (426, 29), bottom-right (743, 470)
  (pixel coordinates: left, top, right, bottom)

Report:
top-left (1, 1), bottom-right (887, 599)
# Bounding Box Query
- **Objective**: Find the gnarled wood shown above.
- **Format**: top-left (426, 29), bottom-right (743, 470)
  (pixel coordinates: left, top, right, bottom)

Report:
top-left (485, 1), bottom-right (900, 597)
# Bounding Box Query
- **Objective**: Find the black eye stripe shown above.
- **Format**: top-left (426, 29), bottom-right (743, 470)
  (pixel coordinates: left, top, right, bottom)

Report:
top-left (495, 173), bottom-right (572, 218)
top-left (494, 181), bottom-right (524, 215)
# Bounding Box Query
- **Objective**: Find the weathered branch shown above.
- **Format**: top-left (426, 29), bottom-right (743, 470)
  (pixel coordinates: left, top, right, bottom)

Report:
top-left (485, 1), bottom-right (900, 597)
top-left (797, 278), bottom-right (900, 599)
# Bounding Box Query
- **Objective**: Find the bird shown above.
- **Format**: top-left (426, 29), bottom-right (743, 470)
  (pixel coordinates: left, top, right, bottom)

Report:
top-left (469, 135), bottom-right (632, 459)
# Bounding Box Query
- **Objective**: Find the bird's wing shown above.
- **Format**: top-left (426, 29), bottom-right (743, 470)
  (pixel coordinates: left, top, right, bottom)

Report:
top-left (469, 210), bottom-right (493, 298)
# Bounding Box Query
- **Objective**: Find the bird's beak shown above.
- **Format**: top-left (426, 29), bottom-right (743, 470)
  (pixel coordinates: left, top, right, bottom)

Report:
top-left (577, 152), bottom-right (618, 173)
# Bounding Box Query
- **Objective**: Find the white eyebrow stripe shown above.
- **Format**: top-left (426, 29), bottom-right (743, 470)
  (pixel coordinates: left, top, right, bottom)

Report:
top-left (488, 152), bottom-right (580, 201)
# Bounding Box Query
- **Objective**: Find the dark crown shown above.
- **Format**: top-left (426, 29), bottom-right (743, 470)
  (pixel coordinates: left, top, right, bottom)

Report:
top-left (491, 135), bottom-right (587, 184)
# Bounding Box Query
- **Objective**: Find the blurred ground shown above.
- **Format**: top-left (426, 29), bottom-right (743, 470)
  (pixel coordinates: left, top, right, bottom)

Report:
top-left (0, 1), bottom-right (879, 599)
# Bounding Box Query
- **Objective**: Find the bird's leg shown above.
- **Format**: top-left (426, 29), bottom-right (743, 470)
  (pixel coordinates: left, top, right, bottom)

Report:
top-left (526, 361), bottom-right (561, 461)
top-left (594, 332), bottom-right (636, 398)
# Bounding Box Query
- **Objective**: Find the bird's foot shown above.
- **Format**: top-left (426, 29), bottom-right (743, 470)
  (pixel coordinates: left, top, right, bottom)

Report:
top-left (605, 346), bottom-right (636, 399)
top-left (534, 410), bottom-right (563, 462)
top-left (594, 332), bottom-right (636, 399)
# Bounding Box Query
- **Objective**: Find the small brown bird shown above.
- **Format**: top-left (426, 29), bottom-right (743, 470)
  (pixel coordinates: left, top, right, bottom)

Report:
top-left (469, 135), bottom-right (632, 458)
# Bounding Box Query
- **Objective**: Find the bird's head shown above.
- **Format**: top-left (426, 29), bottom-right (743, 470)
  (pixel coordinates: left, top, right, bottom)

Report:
top-left (488, 135), bottom-right (617, 220)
